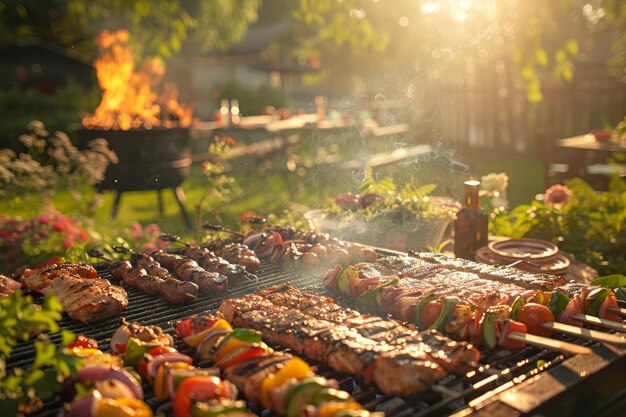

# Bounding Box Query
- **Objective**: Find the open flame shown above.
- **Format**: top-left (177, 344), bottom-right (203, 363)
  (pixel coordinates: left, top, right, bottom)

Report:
top-left (82, 30), bottom-right (193, 130)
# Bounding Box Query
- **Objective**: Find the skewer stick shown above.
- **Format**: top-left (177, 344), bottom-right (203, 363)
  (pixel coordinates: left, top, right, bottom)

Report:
top-left (507, 331), bottom-right (592, 354)
top-left (608, 307), bottom-right (626, 317)
top-left (573, 313), bottom-right (626, 333)
top-left (184, 293), bottom-right (197, 300)
top-left (541, 322), bottom-right (626, 345)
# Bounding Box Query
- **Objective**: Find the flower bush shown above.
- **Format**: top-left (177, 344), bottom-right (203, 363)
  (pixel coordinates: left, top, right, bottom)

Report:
top-left (0, 205), bottom-right (91, 273)
top-left (492, 177), bottom-right (626, 275)
top-left (0, 121), bottom-right (117, 214)
top-left (110, 221), bottom-right (170, 254)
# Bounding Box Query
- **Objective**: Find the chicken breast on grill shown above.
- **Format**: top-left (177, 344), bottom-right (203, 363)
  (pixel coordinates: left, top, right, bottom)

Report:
top-left (21, 263), bottom-right (127, 323)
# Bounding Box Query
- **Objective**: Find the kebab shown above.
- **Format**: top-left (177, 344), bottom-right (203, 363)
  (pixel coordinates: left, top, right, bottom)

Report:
top-left (217, 288), bottom-right (483, 396)
top-left (109, 258), bottom-right (199, 304)
top-left (21, 263), bottom-right (128, 323)
top-left (174, 314), bottom-right (385, 417)
top-left (198, 224), bottom-right (263, 273)
top-left (242, 226), bottom-right (378, 268)
top-left (323, 256), bottom-right (624, 349)
top-left (150, 250), bottom-right (229, 293)
top-left (159, 234), bottom-right (256, 283)
top-left (58, 334), bottom-right (154, 417)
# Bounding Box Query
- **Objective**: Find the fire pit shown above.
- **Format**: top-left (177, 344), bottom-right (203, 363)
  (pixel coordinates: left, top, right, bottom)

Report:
top-left (76, 126), bottom-right (192, 227)
top-left (78, 30), bottom-right (194, 228)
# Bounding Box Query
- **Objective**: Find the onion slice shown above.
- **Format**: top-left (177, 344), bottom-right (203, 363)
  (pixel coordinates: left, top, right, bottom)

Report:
top-left (110, 324), bottom-right (131, 354)
top-left (67, 389), bottom-right (102, 417)
top-left (147, 352), bottom-right (193, 381)
top-left (77, 365), bottom-right (144, 400)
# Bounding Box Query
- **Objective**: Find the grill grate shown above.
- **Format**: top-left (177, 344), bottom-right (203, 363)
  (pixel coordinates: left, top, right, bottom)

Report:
top-left (6, 251), bottom-right (625, 417)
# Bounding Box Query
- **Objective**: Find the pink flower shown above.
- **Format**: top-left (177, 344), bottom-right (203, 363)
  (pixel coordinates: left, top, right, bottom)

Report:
top-left (78, 230), bottom-right (89, 241)
top-left (145, 224), bottom-right (161, 234)
top-left (37, 215), bottom-right (50, 224)
top-left (142, 242), bottom-right (158, 253)
top-left (129, 221), bottom-right (141, 232)
top-left (63, 240), bottom-right (72, 249)
top-left (545, 184), bottom-right (572, 208)
top-left (52, 220), bottom-right (66, 231)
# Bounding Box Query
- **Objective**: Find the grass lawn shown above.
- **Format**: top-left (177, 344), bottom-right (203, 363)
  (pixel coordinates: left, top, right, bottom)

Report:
top-left (91, 146), bottom-right (546, 236)
top-left (2, 138), bottom-right (546, 241)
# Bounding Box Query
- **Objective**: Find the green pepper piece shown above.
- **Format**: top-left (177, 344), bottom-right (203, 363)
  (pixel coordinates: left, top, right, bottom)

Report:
top-left (413, 294), bottom-right (437, 330)
top-left (480, 311), bottom-right (498, 350)
top-left (192, 399), bottom-right (247, 417)
top-left (358, 278), bottom-right (399, 306)
top-left (209, 328), bottom-right (263, 359)
top-left (429, 298), bottom-right (458, 333)
top-left (548, 292), bottom-right (571, 318)
top-left (124, 338), bottom-right (160, 366)
top-left (510, 296), bottom-right (525, 320)
top-left (584, 288), bottom-right (612, 316)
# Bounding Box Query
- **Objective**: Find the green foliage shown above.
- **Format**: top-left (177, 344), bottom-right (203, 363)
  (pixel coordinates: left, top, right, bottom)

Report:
top-left (195, 137), bottom-right (244, 240)
top-left (492, 178), bottom-right (626, 275)
top-left (0, 291), bottom-right (81, 416)
top-left (0, 79), bottom-right (99, 149)
top-left (0, 121), bottom-right (117, 216)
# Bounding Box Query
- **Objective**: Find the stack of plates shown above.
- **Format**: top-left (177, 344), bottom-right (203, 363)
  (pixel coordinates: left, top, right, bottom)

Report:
top-left (475, 238), bottom-right (570, 275)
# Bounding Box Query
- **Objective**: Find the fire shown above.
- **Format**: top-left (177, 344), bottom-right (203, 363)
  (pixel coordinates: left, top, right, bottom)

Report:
top-left (83, 30), bottom-right (193, 130)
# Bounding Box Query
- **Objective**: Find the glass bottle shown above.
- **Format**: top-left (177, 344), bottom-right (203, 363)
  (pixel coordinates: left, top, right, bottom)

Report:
top-left (454, 180), bottom-right (488, 260)
top-left (230, 99), bottom-right (240, 125)
top-left (219, 99), bottom-right (230, 126)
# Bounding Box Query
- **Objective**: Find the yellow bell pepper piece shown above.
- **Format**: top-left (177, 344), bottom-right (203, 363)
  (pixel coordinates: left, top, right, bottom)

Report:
top-left (317, 401), bottom-right (364, 417)
top-left (154, 361), bottom-right (192, 401)
top-left (183, 319), bottom-right (232, 348)
top-left (96, 397), bottom-right (153, 417)
top-left (259, 357), bottom-right (312, 408)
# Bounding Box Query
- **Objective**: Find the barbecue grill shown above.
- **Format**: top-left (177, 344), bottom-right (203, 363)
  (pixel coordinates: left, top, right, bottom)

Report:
top-left (6, 249), bottom-right (626, 417)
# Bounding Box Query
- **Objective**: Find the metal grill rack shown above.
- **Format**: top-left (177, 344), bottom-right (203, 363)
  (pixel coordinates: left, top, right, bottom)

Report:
top-left (6, 250), bottom-right (626, 417)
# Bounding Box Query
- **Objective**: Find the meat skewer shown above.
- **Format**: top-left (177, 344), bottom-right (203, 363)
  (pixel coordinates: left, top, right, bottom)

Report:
top-left (159, 234), bottom-right (256, 283)
top-left (150, 250), bottom-right (228, 293)
top-left (109, 259), bottom-right (198, 304)
top-left (21, 263), bottom-right (127, 323)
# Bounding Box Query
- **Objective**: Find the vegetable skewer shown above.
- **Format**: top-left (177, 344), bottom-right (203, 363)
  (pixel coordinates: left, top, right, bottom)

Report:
top-left (323, 256), bottom-right (625, 350)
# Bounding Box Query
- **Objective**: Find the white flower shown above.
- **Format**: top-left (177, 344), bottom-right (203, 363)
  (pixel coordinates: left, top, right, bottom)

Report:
top-left (481, 172), bottom-right (509, 194)
top-left (491, 195), bottom-right (509, 211)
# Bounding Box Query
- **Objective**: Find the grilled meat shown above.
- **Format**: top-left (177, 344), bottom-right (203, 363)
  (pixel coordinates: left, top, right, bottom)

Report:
top-left (183, 246), bottom-right (251, 284)
top-left (408, 252), bottom-right (566, 290)
top-left (21, 263), bottom-right (98, 291)
top-left (218, 286), bottom-right (478, 396)
top-left (150, 251), bottom-right (228, 293)
top-left (21, 263), bottom-right (127, 323)
top-left (256, 284), bottom-right (481, 371)
top-left (110, 259), bottom-right (198, 304)
top-left (214, 243), bottom-right (261, 273)
top-left (0, 274), bottom-right (21, 295)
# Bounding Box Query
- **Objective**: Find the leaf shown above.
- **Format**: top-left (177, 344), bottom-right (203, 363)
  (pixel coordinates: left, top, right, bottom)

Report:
top-left (615, 288), bottom-right (626, 302)
top-left (565, 39), bottom-right (579, 55)
top-left (590, 274), bottom-right (626, 289)
top-left (32, 341), bottom-right (56, 369)
top-left (61, 330), bottom-right (75, 347)
top-left (535, 48), bottom-right (548, 67)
